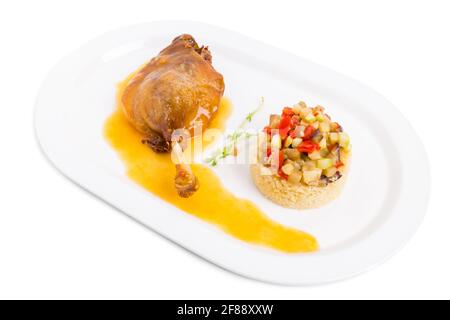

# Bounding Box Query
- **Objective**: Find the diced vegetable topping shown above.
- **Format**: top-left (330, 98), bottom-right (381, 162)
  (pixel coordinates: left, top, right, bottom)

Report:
top-left (291, 137), bottom-right (302, 148)
top-left (304, 113), bottom-right (316, 123)
top-left (281, 163), bottom-right (295, 175)
top-left (303, 125), bottom-right (316, 140)
top-left (316, 158), bottom-right (333, 169)
top-left (339, 132), bottom-right (350, 150)
top-left (260, 101), bottom-right (350, 186)
top-left (302, 169), bottom-right (322, 185)
top-left (323, 166), bottom-right (338, 178)
top-left (284, 136), bottom-right (293, 148)
top-left (308, 150), bottom-right (322, 161)
top-left (297, 141), bottom-right (320, 153)
top-left (329, 132), bottom-right (339, 144)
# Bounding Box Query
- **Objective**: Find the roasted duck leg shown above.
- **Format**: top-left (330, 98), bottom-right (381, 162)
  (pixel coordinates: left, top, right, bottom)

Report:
top-left (121, 34), bottom-right (225, 197)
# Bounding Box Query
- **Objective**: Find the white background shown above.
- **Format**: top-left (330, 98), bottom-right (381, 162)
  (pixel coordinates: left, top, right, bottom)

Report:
top-left (0, 0), bottom-right (448, 299)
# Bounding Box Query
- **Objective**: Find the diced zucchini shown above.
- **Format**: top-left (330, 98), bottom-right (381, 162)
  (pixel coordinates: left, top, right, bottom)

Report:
top-left (319, 137), bottom-right (327, 149)
top-left (303, 160), bottom-right (317, 170)
top-left (271, 134), bottom-right (281, 150)
top-left (316, 113), bottom-right (326, 122)
top-left (319, 121), bottom-right (330, 133)
top-left (339, 132), bottom-right (350, 149)
top-left (304, 113), bottom-right (316, 123)
top-left (308, 150), bottom-right (322, 160)
top-left (345, 143), bottom-right (352, 152)
top-left (281, 163), bottom-right (295, 175)
top-left (323, 167), bottom-right (337, 178)
top-left (302, 168), bottom-right (322, 185)
top-left (284, 136), bottom-right (293, 148)
top-left (291, 137), bottom-right (302, 148)
top-left (316, 158), bottom-right (333, 169)
top-left (329, 132), bottom-right (339, 144)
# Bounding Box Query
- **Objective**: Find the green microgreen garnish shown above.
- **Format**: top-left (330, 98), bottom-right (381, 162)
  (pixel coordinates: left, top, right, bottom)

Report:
top-left (205, 97), bottom-right (264, 167)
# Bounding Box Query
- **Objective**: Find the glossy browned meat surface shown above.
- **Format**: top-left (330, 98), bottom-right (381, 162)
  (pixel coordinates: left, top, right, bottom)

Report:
top-left (122, 34), bottom-right (225, 152)
top-left (121, 34), bottom-right (224, 197)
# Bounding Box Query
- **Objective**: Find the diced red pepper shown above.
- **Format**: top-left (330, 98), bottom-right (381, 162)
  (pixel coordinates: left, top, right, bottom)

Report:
top-left (297, 141), bottom-right (320, 153)
top-left (303, 125), bottom-right (316, 140)
top-left (279, 116), bottom-right (291, 129)
top-left (266, 147), bottom-right (272, 157)
top-left (278, 150), bottom-right (284, 166)
top-left (279, 127), bottom-right (289, 139)
top-left (282, 107), bottom-right (294, 116)
top-left (289, 130), bottom-right (297, 138)
top-left (335, 161), bottom-right (344, 168)
top-left (263, 126), bottom-right (271, 135)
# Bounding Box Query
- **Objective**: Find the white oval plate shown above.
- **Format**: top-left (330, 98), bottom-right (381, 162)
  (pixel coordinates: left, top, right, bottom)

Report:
top-left (35, 21), bottom-right (430, 286)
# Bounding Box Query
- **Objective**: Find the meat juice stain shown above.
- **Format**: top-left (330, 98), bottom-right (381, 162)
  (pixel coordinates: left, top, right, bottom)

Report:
top-left (103, 74), bottom-right (318, 253)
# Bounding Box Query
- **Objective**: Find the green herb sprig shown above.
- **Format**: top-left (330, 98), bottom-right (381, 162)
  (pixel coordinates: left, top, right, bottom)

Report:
top-left (205, 97), bottom-right (264, 167)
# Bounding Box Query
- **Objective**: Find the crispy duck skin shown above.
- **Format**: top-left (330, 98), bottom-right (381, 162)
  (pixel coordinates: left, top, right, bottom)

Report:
top-left (121, 34), bottom-right (225, 197)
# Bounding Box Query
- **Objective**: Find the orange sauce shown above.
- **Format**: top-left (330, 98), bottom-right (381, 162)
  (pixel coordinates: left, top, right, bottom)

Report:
top-left (104, 74), bottom-right (318, 253)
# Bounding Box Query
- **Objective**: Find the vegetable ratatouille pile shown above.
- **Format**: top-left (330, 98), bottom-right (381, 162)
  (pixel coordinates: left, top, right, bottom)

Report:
top-left (260, 101), bottom-right (351, 187)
